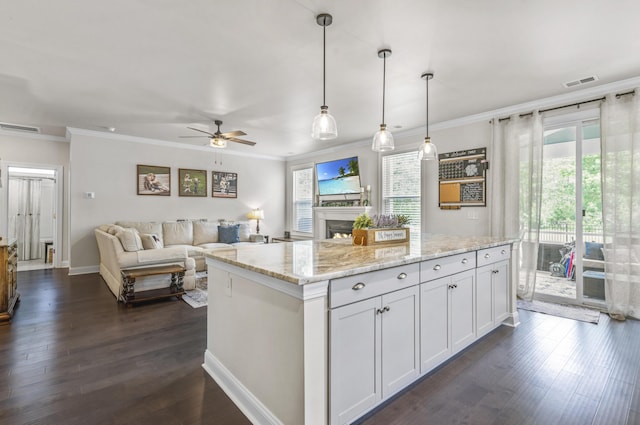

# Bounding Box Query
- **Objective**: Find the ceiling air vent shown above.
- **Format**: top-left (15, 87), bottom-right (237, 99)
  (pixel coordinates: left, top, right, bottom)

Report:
top-left (0, 122), bottom-right (41, 133)
top-left (563, 75), bottom-right (599, 89)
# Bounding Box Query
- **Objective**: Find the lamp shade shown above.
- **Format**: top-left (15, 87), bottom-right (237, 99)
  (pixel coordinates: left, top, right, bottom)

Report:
top-left (311, 106), bottom-right (338, 140)
top-left (210, 137), bottom-right (227, 148)
top-left (247, 208), bottom-right (264, 220)
top-left (418, 136), bottom-right (438, 161)
top-left (372, 124), bottom-right (395, 152)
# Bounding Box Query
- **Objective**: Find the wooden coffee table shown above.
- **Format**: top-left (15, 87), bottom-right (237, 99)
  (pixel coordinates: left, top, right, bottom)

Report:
top-left (120, 264), bottom-right (185, 305)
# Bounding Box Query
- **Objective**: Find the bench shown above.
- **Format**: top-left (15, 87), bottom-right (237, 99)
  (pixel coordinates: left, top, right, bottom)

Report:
top-left (120, 264), bottom-right (185, 305)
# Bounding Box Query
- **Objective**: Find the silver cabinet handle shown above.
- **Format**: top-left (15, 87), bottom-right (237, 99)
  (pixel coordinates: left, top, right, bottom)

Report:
top-left (383, 306), bottom-right (390, 312)
top-left (501, 249), bottom-right (507, 255)
top-left (376, 308), bottom-right (383, 314)
top-left (484, 253), bottom-right (490, 259)
top-left (433, 264), bottom-right (441, 271)
top-left (462, 258), bottom-right (468, 264)
top-left (352, 282), bottom-right (365, 291)
top-left (397, 272), bottom-right (407, 280)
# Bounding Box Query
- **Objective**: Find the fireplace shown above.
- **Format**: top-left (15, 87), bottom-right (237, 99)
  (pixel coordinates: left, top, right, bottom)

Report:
top-left (326, 220), bottom-right (354, 239)
top-left (313, 206), bottom-right (372, 239)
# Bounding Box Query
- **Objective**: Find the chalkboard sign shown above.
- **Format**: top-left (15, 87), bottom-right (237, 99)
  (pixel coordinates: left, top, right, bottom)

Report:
top-left (439, 147), bottom-right (486, 208)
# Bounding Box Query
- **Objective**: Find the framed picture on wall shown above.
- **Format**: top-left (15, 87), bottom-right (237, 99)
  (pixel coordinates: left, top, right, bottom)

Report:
top-left (212, 171), bottom-right (237, 198)
top-left (137, 165), bottom-right (171, 196)
top-left (178, 168), bottom-right (207, 197)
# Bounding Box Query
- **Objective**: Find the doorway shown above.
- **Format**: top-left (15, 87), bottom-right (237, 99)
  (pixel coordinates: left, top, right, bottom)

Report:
top-left (535, 115), bottom-right (605, 307)
top-left (7, 165), bottom-right (60, 271)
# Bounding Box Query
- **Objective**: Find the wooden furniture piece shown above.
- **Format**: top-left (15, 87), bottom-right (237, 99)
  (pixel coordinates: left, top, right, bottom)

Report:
top-left (120, 264), bottom-right (185, 305)
top-left (0, 239), bottom-right (19, 323)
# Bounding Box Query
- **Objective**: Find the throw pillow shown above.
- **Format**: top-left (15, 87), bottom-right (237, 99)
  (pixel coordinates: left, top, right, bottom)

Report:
top-left (115, 228), bottom-right (143, 252)
top-left (218, 224), bottom-right (240, 244)
top-left (140, 233), bottom-right (162, 250)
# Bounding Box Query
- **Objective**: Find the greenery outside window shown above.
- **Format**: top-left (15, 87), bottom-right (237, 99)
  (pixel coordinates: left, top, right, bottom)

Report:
top-left (382, 151), bottom-right (421, 237)
top-left (292, 167), bottom-right (313, 234)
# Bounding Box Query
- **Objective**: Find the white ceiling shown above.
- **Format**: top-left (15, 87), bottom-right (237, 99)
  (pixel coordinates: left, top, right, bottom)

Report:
top-left (2, 0), bottom-right (640, 157)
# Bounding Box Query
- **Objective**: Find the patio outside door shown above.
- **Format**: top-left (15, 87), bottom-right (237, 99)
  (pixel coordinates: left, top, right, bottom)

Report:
top-left (535, 118), bottom-right (605, 306)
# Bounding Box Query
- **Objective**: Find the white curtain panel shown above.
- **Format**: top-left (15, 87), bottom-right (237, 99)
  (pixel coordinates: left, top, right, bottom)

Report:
top-left (491, 113), bottom-right (543, 300)
top-left (600, 91), bottom-right (640, 320)
top-left (8, 178), bottom-right (42, 261)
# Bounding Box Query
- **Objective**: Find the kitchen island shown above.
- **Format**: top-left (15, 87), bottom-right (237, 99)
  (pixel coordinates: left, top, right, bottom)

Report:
top-left (204, 235), bottom-right (519, 425)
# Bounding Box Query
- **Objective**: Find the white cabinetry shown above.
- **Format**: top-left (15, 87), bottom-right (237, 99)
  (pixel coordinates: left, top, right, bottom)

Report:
top-left (329, 266), bottom-right (420, 425)
top-left (419, 269), bottom-right (475, 374)
top-left (476, 245), bottom-right (511, 338)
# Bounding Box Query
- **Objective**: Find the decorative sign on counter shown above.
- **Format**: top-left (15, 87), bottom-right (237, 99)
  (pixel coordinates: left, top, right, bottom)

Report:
top-left (352, 228), bottom-right (409, 246)
top-left (438, 147), bottom-right (487, 209)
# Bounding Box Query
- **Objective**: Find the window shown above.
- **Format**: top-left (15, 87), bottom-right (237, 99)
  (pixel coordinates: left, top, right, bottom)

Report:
top-left (292, 167), bottom-right (313, 233)
top-left (382, 151), bottom-right (421, 236)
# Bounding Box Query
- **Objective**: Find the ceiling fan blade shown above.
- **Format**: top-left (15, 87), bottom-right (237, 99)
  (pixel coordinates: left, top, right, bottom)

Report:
top-left (187, 126), bottom-right (215, 137)
top-left (221, 130), bottom-right (246, 137)
top-left (228, 137), bottom-right (256, 146)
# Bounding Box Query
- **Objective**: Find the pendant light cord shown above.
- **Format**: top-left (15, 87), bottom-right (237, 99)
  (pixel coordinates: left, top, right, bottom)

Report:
top-left (382, 52), bottom-right (386, 124)
top-left (322, 17), bottom-right (327, 107)
top-left (425, 75), bottom-right (429, 137)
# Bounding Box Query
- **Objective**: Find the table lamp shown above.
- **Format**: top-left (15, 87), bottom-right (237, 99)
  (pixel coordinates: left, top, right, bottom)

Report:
top-left (247, 208), bottom-right (265, 234)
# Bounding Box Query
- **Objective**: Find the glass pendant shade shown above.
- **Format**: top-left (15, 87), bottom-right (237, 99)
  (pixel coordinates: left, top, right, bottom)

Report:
top-left (418, 136), bottom-right (437, 160)
top-left (210, 137), bottom-right (227, 148)
top-left (311, 105), bottom-right (338, 140)
top-left (372, 124), bottom-right (395, 152)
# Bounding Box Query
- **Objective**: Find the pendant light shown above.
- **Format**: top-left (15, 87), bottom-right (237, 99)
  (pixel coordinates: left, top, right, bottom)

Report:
top-left (418, 72), bottom-right (437, 160)
top-left (311, 13), bottom-right (338, 140)
top-left (372, 49), bottom-right (394, 152)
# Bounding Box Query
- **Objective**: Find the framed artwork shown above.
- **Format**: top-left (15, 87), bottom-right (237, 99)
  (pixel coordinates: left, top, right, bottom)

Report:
top-left (212, 171), bottom-right (237, 198)
top-left (178, 168), bottom-right (207, 197)
top-left (137, 165), bottom-right (171, 196)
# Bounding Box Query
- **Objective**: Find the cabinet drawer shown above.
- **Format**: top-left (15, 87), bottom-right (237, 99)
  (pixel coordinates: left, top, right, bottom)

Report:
top-left (476, 245), bottom-right (511, 267)
top-left (420, 252), bottom-right (476, 282)
top-left (330, 263), bottom-right (419, 309)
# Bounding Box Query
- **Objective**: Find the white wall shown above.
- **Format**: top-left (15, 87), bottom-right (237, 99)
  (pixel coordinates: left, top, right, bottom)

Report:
top-left (68, 130), bottom-right (285, 272)
top-left (0, 133), bottom-right (70, 263)
top-left (286, 121), bottom-right (494, 237)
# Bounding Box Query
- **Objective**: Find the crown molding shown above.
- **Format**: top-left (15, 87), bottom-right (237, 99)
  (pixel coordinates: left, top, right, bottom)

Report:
top-left (65, 127), bottom-right (286, 161)
top-left (0, 129), bottom-right (67, 143)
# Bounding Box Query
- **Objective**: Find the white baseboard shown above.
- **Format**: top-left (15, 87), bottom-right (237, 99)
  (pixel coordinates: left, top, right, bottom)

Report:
top-left (202, 350), bottom-right (282, 425)
top-left (502, 311), bottom-right (521, 328)
top-left (68, 265), bottom-right (100, 275)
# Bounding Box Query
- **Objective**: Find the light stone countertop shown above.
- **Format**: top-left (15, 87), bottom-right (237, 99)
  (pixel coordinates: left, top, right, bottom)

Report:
top-left (205, 234), bottom-right (517, 285)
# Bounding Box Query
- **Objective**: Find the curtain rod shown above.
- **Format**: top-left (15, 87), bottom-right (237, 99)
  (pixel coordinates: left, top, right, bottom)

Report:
top-left (495, 89), bottom-right (636, 122)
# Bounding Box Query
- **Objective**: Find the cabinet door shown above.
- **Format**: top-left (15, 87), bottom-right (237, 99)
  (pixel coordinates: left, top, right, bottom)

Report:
top-left (330, 297), bottom-right (381, 425)
top-left (476, 264), bottom-right (494, 338)
top-left (493, 260), bottom-right (510, 324)
top-left (450, 269), bottom-right (476, 354)
top-left (420, 276), bottom-right (450, 374)
top-left (381, 286), bottom-right (420, 397)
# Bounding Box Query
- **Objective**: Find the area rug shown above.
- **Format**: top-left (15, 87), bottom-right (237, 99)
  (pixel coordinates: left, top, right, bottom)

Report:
top-left (183, 271), bottom-right (208, 308)
top-left (517, 299), bottom-right (600, 324)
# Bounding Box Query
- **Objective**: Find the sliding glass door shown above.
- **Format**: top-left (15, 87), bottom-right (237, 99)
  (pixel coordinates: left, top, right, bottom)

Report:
top-left (536, 118), bottom-right (605, 306)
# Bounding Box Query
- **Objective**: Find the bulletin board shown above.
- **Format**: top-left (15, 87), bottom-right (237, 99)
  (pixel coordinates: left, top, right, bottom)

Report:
top-left (438, 147), bottom-right (487, 209)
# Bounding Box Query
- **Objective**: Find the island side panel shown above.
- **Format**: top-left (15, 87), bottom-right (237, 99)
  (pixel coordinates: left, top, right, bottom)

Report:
top-left (205, 261), bottom-right (328, 425)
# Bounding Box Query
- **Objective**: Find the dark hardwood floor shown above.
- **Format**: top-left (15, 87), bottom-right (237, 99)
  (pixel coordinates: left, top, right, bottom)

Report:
top-left (2, 269), bottom-right (639, 425)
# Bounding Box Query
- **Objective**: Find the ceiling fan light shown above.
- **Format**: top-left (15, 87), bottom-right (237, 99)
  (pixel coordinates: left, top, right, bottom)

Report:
top-left (418, 136), bottom-right (437, 161)
top-left (210, 137), bottom-right (227, 148)
top-left (311, 106), bottom-right (338, 140)
top-left (372, 124), bottom-right (395, 152)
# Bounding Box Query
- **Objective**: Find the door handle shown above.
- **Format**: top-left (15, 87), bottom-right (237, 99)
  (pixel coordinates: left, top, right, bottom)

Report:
top-left (352, 282), bottom-right (365, 291)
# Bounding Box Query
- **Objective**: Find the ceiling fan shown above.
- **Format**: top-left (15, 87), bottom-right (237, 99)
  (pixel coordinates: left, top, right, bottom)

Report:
top-left (180, 120), bottom-right (256, 148)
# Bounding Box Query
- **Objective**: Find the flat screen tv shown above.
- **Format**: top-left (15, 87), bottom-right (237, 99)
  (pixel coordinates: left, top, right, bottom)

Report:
top-left (316, 156), bottom-right (361, 196)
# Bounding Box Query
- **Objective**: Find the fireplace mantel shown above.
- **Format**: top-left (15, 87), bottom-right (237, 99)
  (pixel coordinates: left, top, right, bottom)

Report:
top-left (313, 206), bottom-right (373, 239)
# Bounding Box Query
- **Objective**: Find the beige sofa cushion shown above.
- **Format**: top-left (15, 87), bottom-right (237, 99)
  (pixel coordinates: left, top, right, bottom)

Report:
top-left (140, 233), bottom-right (163, 250)
top-left (115, 228), bottom-right (143, 252)
top-left (163, 221), bottom-right (194, 246)
top-left (116, 221), bottom-right (164, 246)
top-left (193, 221), bottom-right (219, 245)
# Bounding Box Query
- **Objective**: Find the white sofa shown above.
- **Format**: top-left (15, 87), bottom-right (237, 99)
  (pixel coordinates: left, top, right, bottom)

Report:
top-left (95, 220), bottom-right (258, 300)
